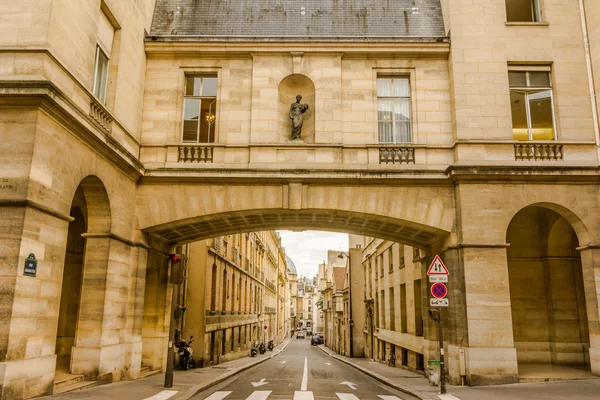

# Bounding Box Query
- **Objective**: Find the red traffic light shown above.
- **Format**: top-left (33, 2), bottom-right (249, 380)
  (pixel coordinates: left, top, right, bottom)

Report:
top-left (168, 254), bottom-right (181, 262)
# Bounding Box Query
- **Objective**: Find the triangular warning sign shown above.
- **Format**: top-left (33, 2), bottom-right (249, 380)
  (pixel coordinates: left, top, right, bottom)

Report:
top-left (427, 255), bottom-right (449, 275)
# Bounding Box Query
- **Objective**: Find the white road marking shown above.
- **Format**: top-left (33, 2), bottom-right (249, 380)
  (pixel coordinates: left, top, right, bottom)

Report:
top-left (203, 392), bottom-right (232, 400)
top-left (301, 357), bottom-right (308, 391)
top-left (325, 362), bottom-right (331, 366)
top-left (245, 391), bottom-right (271, 400)
top-left (378, 396), bottom-right (405, 400)
top-left (437, 395), bottom-right (462, 400)
top-left (294, 391), bottom-right (314, 400)
top-left (336, 394), bottom-right (360, 400)
top-left (340, 382), bottom-right (357, 390)
top-left (143, 390), bottom-right (178, 400)
top-left (281, 360), bottom-right (287, 364)
top-left (251, 378), bottom-right (269, 387)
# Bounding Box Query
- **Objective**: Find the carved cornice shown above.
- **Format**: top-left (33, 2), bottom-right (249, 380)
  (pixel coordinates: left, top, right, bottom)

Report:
top-left (0, 81), bottom-right (144, 182)
top-left (0, 199), bottom-right (74, 222)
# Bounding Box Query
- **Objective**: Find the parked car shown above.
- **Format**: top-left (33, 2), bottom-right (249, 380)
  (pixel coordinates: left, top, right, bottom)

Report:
top-left (311, 333), bottom-right (324, 345)
top-left (296, 331), bottom-right (306, 339)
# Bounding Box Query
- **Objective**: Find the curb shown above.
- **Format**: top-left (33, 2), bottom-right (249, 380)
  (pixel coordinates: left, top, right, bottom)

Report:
top-left (317, 345), bottom-right (431, 400)
top-left (177, 340), bottom-right (291, 400)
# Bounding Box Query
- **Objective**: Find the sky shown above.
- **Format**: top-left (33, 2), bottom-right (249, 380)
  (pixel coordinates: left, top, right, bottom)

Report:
top-left (278, 230), bottom-right (348, 278)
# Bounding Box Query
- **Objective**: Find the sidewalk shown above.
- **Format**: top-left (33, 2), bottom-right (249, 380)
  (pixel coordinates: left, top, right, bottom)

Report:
top-left (317, 345), bottom-right (437, 400)
top-left (44, 340), bottom-right (290, 400)
top-left (317, 345), bottom-right (600, 400)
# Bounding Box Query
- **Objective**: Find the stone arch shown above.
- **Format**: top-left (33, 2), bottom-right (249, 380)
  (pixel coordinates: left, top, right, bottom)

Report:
top-left (278, 74), bottom-right (316, 143)
top-left (77, 176), bottom-right (112, 234)
top-left (56, 175), bottom-right (113, 381)
top-left (145, 208), bottom-right (449, 249)
top-left (506, 204), bottom-right (591, 374)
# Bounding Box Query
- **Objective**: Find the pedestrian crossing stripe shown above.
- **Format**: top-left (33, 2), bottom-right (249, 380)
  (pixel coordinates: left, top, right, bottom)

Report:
top-left (203, 392), bottom-right (232, 400)
top-left (293, 391), bottom-right (314, 400)
top-left (143, 390), bottom-right (178, 400)
top-left (203, 391), bottom-right (406, 400)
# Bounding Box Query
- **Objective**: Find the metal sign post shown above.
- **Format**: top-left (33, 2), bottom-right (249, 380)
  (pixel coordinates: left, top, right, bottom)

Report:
top-left (438, 308), bottom-right (446, 394)
top-left (427, 255), bottom-right (449, 395)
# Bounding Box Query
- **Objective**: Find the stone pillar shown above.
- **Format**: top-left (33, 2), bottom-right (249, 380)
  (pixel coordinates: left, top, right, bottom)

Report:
top-left (578, 247), bottom-right (600, 375)
top-left (141, 251), bottom-right (170, 372)
top-left (435, 246), bottom-right (470, 385)
top-left (460, 245), bottom-right (518, 385)
top-left (0, 204), bottom-right (72, 400)
top-left (71, 235), bottom-right (141, 382)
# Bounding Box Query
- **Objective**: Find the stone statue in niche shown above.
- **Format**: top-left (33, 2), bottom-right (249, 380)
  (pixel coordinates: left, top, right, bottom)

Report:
top-left (289, 94), bottom-right (309, 140)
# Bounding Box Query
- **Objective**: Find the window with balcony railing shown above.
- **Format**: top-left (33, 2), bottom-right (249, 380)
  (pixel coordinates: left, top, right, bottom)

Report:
top-left (377, 77), bottom-right (412, 144)
top-left (509, 69), bottom-right (555, 141)
top-left (182, 76), bottom-right (217, 143)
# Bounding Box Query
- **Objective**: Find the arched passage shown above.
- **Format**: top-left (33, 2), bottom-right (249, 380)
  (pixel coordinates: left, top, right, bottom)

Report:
top-left (55, 176), bottom-right (111, 384)
top-left (507, 205), bottom-right (590, 373)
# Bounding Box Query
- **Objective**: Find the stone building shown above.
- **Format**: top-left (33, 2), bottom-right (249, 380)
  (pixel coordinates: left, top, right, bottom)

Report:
top-left (287, 257), bottom-right (299, 332)
top-left (2, 0), bottom-right (600, 398)
top-left (357, 237), bottom-right (429, 372)
top-left (182, 231), bottom-right (289, 368)
top-left (295, 277), bottom-right (316, 331)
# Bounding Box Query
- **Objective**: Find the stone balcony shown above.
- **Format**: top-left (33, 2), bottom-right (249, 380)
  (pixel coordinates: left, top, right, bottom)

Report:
top-left (138, 140), bottom-right (599, 179)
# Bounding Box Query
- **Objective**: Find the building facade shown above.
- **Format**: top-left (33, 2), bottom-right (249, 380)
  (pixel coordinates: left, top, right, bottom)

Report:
top-left (2, 1), bottom-right (600, 399)
top-left (183, 231), bottom-right (290, 368)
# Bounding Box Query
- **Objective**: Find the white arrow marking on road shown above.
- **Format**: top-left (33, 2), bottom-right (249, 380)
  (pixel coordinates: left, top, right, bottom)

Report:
top-left (325, 362), bottom-right (331, 366)
top-left (340, 382), bottom-right (357, 390)
top-left (280, 360), bottom-right (287, 364)
top-left (251, 378), bottom-right (269, 387)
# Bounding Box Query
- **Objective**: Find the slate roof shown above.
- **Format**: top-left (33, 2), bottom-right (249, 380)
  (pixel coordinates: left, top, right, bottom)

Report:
top-left (150, 0), bottom-right (446, 41)
top-left (286, 255), bottom-right (297, 275)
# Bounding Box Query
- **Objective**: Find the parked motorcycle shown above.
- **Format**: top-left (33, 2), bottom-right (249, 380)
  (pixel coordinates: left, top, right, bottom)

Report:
top-left (176, 336), bottom-right (196, 370)
top-left (251, 341), bottom-right (259, 357)
top-left (267, 340), bottom-right (274, 351)
top-left (259, 342), bottom-right (266, 355)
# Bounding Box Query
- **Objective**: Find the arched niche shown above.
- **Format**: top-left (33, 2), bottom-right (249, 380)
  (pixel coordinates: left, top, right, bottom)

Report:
top-left (278, 74), bottom-right (316, 143)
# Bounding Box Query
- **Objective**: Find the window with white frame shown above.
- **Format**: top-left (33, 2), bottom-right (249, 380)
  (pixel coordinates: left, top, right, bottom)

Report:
top-left (377, 77), bottom-right (412, 143)
top-left (506, 0), bottom-right (541, 23)
top-left (182, 76), bottom-right (217, 143)
top-left (93, 47), bottom-right (109, 103)
top-left (93, 11), bottom-right (114, 103)
top-left (508, 69), bottom-right (556, 141)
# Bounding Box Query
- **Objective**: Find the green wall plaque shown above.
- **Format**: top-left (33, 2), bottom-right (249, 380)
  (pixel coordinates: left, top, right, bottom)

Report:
top-left (24, 253), bottom-right (38, 277)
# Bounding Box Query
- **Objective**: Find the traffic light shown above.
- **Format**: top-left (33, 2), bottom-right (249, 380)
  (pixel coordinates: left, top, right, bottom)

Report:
top-left (169, 253), bottom-right (184, 284)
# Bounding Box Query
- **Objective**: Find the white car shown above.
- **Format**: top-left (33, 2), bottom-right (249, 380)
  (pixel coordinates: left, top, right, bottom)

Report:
top-left (296, 331), bottom-right (306, 339)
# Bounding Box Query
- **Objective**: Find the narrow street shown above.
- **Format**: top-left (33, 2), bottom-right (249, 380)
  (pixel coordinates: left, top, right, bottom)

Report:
top-left (193, 338), bottom-right (418, 400)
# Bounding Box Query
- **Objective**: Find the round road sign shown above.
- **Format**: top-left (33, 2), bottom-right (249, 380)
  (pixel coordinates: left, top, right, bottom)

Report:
top-left (264, 325), bottom-right (268, 330)
top-left (431, 283), bottom-right (448, 299)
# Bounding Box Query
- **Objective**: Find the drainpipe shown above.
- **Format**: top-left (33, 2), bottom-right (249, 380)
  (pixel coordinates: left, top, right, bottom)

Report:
top-left (578, 0), bottom-right (600, 161)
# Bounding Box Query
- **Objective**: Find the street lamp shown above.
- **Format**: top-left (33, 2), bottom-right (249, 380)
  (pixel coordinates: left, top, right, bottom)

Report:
top-left (337, 251), bottom-right (353, 357)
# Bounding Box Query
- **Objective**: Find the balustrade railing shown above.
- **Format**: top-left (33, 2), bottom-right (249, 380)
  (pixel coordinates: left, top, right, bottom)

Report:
top-left (379, 147), bottom-right (415, 164)
top-left (178, 145), bottom-right (213, 162)
top-left (89, 101), bottom-right (113, 132)
top-left (514, 143), bottom-right (563, 161)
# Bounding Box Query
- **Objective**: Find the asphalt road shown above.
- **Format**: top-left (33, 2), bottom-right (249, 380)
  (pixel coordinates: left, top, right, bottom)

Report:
top-left (193, 338), bottom-right (419, 400)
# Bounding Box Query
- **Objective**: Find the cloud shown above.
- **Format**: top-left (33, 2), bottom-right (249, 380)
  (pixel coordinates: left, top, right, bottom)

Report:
top-left (278, 230), bottom-right (348, 278)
